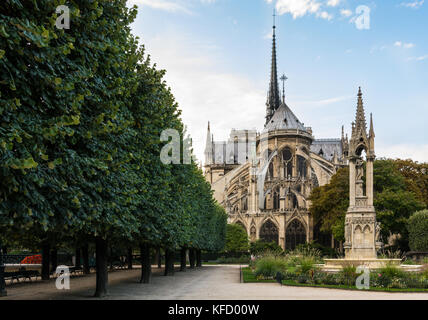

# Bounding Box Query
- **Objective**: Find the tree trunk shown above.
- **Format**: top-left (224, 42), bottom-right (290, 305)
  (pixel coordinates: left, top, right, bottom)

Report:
top-left (82, 244), bottom-right (90, 274)
top-left (94, 237), bottom-right (108, 297)
top-left (127, 247), bottom-right (133, 270)
top-left (50, 248), bottom-right (58, 273)
top-left (41, 242), bottom-right (51, 280)
top-left (157, 248), bottom-right (162, 268)
top-left (0, 244), bottom-right (7, 296)
top-left (180, 248), bottom-right (187, 271)
top-left (164, 249), bottom-right (175, 276)
top-left (140, 243), bottom-right (151, 283)
top-left (196, 249), bottom-right (202, 267)
top-left (75, 247), bottom-right (81, 267)
top-left (109, 246), bottom-right (114, 271)
top-left (189, 248), bottom-right (195, 269)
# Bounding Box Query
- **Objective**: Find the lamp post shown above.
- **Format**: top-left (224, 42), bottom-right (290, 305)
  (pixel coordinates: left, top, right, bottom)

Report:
top-left (0, 239), bottom-right (7, 296)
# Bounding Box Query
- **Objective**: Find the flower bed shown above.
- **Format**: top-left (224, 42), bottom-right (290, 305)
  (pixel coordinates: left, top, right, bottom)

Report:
top-left (243, 249), bottom-right (428, 292)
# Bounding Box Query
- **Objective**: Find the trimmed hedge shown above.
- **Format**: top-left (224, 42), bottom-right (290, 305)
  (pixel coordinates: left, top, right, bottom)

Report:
top-left (407, 209), bottom-right (428, 251)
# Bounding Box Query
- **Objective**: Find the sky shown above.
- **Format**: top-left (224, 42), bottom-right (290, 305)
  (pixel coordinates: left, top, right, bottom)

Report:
top-left (126, 0), bottom-right (428, 164)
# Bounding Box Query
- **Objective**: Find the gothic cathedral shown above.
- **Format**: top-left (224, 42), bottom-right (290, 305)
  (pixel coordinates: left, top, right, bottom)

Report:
top-left (203, 22), bottom-right (374, 251)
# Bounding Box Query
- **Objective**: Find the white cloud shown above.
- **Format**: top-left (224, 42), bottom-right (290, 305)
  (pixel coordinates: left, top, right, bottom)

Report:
top-left (406, 55), bottom-right (428, 61)
top-left (267, 0), bottom-right (335, 21)
top-left (340, 9), bottom-right (352, 17)
top-left (377, 143), bottom-right (428, 162)
top-left (139, 32), bottom-right (265, 163)
top-left (395, 41), bottom-right (415, 48)
top-left (327, 0), bottom-right (340, 7)
top-left (296, 95), bottom-right (353, 107)
top-left (272, 0), bottom-right (322, 19)
top-left (400, 0), bottom-right (425, 9)
top-left (317, 11), bottom-right (333, 20)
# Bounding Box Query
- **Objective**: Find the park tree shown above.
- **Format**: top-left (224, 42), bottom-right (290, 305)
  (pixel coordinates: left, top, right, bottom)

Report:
top-left (0, 0), bottom-right (227, 296)
top-left (309, 167), bottom-right (349, 241)
top-left (407, 209), bottom-right (428, 251)
top-left (310, 159), bottom-right (426, 249)
top-left (224, 224), bottom-right (250, 255)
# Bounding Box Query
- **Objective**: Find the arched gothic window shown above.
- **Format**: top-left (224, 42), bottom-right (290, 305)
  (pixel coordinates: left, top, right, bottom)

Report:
top-left (297, 155), bottom-right (307, 178)
top-left (286, 219), bottom-right (307, 250)
top-left (250, 226), bottom-right (257, 241)
top-left (282, 148), bottom-right (293, 178)
top-left (259, 220), bottom-right (279, 244)
top-left (273, 188), bottom-right (280, 210)
top-left (268, 161), bottom-right (274, 179)
top-left (289, 193), bottom-right (298, 209)
top-left (242, 196), bottom-right (248, 211)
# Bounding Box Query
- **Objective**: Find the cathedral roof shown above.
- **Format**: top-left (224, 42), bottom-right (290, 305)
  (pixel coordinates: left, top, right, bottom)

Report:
top-left (263, 101), bottom-right (306, 132)
top-left (310, 139), bottom-right (343, 162)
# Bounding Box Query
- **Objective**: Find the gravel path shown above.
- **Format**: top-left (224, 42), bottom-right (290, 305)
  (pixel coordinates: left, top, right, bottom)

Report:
top-left (2, 265), bottom-right (428, 300)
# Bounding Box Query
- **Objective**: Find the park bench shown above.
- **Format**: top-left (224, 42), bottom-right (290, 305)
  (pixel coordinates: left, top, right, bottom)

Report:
top-left (4, 268), bottom-right (40, 283)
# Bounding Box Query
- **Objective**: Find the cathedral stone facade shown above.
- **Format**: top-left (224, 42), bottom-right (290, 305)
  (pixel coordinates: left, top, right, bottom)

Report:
top-left (203, 23), bottom-right (363, 250)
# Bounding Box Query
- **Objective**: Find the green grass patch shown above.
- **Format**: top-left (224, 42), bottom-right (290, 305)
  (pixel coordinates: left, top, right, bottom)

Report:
top-left (242, 267), bottom-right (276, 283)
top-left (281, 280), bottom-right (428, 293)
top-left (242, 267), bottom-right (428, 292)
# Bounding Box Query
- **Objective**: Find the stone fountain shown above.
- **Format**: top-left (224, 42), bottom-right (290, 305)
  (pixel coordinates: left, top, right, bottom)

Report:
top-left (323, 88), bottom-right (401, 270)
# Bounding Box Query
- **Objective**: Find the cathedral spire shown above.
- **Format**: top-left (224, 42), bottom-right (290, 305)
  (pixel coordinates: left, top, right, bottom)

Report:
top-left (204, 121), bottom-right (213, 165)
top-left (369, 113), bottom-right (375, 138)
top-left (266, 9), bottom-right (281, 125)
top-left (354, 87), bottom-right (367, 135)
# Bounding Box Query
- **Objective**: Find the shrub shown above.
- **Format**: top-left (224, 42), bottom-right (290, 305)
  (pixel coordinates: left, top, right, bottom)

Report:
top-left (250, 240), bottom-right (283, 256)
top-left (217, 255), bottom-right (250, 264)
top-left (297, 274), bottom-right (309, 284)
top-left (407, 209), bottom-right (428, 251)
top-left (340, 264), bottom-right (358, 286)
top-left (378, 249), bottom-right (404, 260)
top-left (296, 256), bottom-right (317, 275)
top-left (224, 224), bottom-right (250, 255)
top-left (296, 242), bottom-right (338, 258)
top-left (379, 263), bottom-right (405, 278)
top-left (254, 255), bottom-right (288, 279)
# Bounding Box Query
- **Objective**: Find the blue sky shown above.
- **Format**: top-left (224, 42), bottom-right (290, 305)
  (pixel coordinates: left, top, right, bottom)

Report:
top-left (127, 0), bottom-right (428, 163)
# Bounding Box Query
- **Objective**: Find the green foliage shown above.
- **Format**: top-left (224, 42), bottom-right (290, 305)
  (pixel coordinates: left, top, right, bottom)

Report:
top-left (250, 240), bottom-right (283, 256)
top-left (0, 0), bottom-right (226, 259)
top-left (216, 255), bottom-right (250, 264)
top-left (309, 167), bottom-right (349, 241)
top-left (309, 159), bottom-right (426, 248)
top-left (224, 224), bottom-right (250, 254)
top-left (407, 210), bottom-right (428, 251)
top-left (295, 242), bottom-right (337, 258)
top-left (254, 254), bottom-right (288, 279)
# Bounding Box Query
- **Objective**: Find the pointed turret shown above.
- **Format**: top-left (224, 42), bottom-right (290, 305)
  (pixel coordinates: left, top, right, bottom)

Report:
top-left (265, 11), bottom-right (281, 125)
top-left (369, 113), bottom-right (375, 138)
top-left (369, 113), bottom-right (375, 155)
top-left (204, 121), bottom-right (213, 165)
top-left (354, 87), bottom-right (367, 135)
top-left (349, 87), bottom-right (373, 158)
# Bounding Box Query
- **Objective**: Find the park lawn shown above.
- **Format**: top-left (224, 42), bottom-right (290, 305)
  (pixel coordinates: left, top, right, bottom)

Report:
top-left (242, 267), bottom-right (276, 283)
top-left (241, 267), bottom-right (428, 292)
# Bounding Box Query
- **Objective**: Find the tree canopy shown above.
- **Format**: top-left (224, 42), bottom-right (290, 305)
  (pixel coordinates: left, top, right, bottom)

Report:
top-left (310, 159), bottom-right (426, 249)
top-left (407, 209), bottom-right (428, 251)
top-left (0, 0), bottom-right (227, 295)
top-left (224, 224), bottom-right (250, 255)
